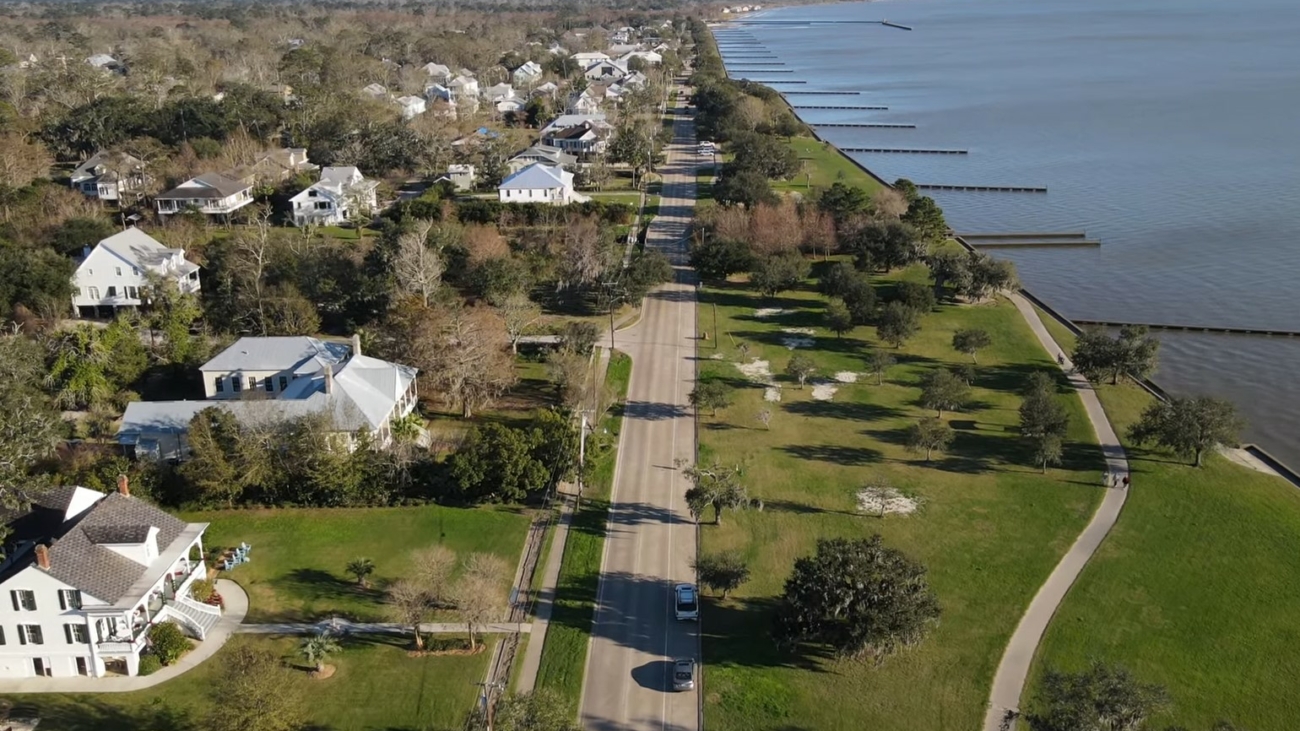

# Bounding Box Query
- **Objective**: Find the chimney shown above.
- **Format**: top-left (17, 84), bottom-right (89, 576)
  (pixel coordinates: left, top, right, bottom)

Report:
top-left (324, 365), bottom-right (334, 395)
top-left (117, 473), bottom-right (130, 497)
top-left (34, 544), bottom-right (50, 570)
top-left (351, 333), bottom-right (362, 358)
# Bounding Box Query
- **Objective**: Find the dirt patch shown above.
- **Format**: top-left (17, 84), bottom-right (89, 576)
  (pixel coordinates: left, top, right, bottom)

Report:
top-left (834, 371), bottom-right (859, 383)
top-left (780, 327), bottom-right (816, 349)
top-left (764, 386), bottom-right (782, 402)
top-left (406, 645), bottom-right (486, 658)
top-left (309, 664), bottom-right (337, 679)
top-left (736, 359), bottom-right (773, 381)
top-left (811, 382), bottom-right (838, 401)
top-left (754, 308), bottom-right (791, 319)
top-left (856, 488), bottom-right (919, 516)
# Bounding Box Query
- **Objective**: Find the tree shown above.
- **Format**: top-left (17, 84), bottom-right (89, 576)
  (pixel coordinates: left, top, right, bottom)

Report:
top-left (148, 621), bottom-right (191, 665)
top-left (346, 557), bottom-right (375, 588)
top-left (1026, 661), bottom-right (1168, 731)
top-left (951, 329), bottom-right (992, 363)
top-left (817, 261), bottom-right (859, 299)
top-left (690, 236), bottom-right (753, 281)
top-left (621, 249), bottom-right (674, 302)
top-left (390, 219), bottom-right (444, 306)
top-left (451, 553), bottom-right (507, 651)
top-left (871, 187), bottom-right (909, 219)
top-left (967, 252), bottom-right (1020, 301)
top-left (411, 544), bottom-right (459, 608)
top-left (901, 194), bottom-right (948, 243)
top-left (44, 319), bottom-right (147, 410)
top-left (714, 167), bottom-right (776, 208)
top-left (824, 297), bottom-right (854, 338)
top-left (865, 349), bottom-right (896, 386)
top-left (877, 302), bottom-right (920, 348)
top-left (490, 689), bottom-right (582, 731)
top-left (386, 578), bottom-right (433, 650)
top-left (144, 273), bottom-right (207, 369)
top-left (785, 354), bottom-right (817, 389)
top-left (1034, 433), bottom-right (1064, 473)
top-left (0, 132), bottom-right (53, 220)
top-left (845, 220), bottom-right (922, 272)
top-left (1072, 326), bottom-right (1160, 386)
top-left (907, 417), bottom-right (954, 462)
top-left (51, 217), bottom-right (116, 257)
top-left (929, 249), bottom-right (972, 301)
top-left (773, 536), bottom-right (940, 661)
top-left (920, 370), bottom-right (970, 417)
top-left (693, 551), bottom-right (751, 598)
top-left (750, 253), bottom-right (810, 298)
top-left (1128, 396), bottom-right (1244, 467)
top-left (450, 423), bottom-right (550, 502)
top-left (207, 646), bottom-right (306, 731)
top-left (890, 280), bottom-right (936, 314)
top-left (756, 407), bottom-right (772, 430)
top-left (817, 181), bottom-right (869, 224)
top-left (683, 461), bottom-right (747, 525)
top-left (690, 379), bottom-right (733, 416)
top-left (0, 333), bottom-right (61, 494)
top-left (298, 629), bottom-right (341, 673)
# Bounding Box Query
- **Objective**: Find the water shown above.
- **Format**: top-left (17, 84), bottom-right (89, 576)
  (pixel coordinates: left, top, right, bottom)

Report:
top-left (717, 0), bottom-right (1300, 465)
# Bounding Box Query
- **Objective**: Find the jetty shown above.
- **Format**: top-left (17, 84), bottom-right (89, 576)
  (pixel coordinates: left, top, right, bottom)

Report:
top-left (793, 105), bottom-right (889, 110)
top-left (1069, 319), bottom-right (1300, 338)
top-left (842, 147), bottom-right (966, 154)
top-left (918, 183), bottom-right (1046, 193)
top-left (781, 90), bottom-right (863, 96)
top-left (726, 62), bottom-right (785, 66)
top-left (958, 232), bottom-right (1087, 240)
top-left (733, 69), bottom-right (795, 73)
top-left (965, 239), bottom-right (1099, 248)
top-left (956, 232), bottom-right (1094, 246)
top-left (881, 21), bottom-right (913, 30)
top-left (811, 122), bottom-right (917, 129)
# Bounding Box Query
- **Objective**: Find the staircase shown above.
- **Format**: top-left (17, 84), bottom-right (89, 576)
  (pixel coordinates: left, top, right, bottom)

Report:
top-left (165, 596), bottom-right (223, 640)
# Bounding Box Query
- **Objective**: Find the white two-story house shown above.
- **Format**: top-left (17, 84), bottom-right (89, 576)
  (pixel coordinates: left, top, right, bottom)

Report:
top-left (288, 166), bottom-right (380, 227)
top-left (72, 228), bottom-right (201, 319)
top-left (154, 173), bottom-right (253, 217)
top-left (0, 479), bottom-right (215, 679)
top-left (117, 335), bottom-right (420, 460)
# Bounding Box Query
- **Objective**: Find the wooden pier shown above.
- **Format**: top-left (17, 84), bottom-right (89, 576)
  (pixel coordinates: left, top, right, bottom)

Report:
top-left (966, 239), bottom-right (1099, 248)
top-left (812, 122), bottom-right (917, 129)
top-left (957, 232), bottom-right (1087, 240)
top-left (1069, 319), bottom-right (1300, 338)
top-left (793, 105), bottom-right (889, 110)
top-left (918, 183), bottom-right (1046, 193)
top-left (842, 147), bottom-right (966, 154)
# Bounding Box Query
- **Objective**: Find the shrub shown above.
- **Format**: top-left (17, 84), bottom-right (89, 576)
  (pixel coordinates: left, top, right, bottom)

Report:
top-left (138, 654), bottom-right (162, 676)
top-left (149, 621), bottom-right (192, 666)
top-left (190, 578), bottom-right (216, 603)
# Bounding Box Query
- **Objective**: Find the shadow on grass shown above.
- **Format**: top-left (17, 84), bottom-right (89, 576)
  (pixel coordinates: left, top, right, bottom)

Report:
top-left (782, 399), bottom-right (903, 422)
top-left (3, 699), bottom-right (197, 731)
top-left (731, 329), bottom-right (866, 356)
top-left (761, 499), bottom-right (859, 518)
top-left (283, 568), bottom-right (385, 609)
top-left (780, 443), bottom-right (883, 466)
top-left (700, 595), bottom-right (831, 673)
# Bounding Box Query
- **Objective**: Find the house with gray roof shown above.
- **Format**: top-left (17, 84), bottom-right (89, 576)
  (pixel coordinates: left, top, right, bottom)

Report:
top-left (0, 479), bottom-right (215, 678)
top-left (507, 145), bottom-right (578, 174)
top-left (72, 228), bottom-right (201, 319)
top-left (498, 163), bottom-right (588, 205)
top-left (70, 151), bottom-right (151, 203)
top-left (154, 173), bottom-right (253, 217)
top-left (117, 335), bottom-right (419, 460)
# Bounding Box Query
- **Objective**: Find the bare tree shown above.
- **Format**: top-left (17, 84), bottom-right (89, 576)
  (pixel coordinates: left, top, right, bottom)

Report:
top-left (232, 206), bottom-right (276, 335)
top-left (450, 553), bottom-right (508, 651)
top-left (410, 544), bottom-right (458, 608)
top-left (0, 132), bottom-right (53, 220)
top-left (557, 215), bottom-right (610, 291)
top-left (385, 578), bottom-right (433, 651)
top-left (463, 224), bottom-right (510, 266)
top-left (546, 349), bottom-right (590, 412)
top-left (497, 293), bottom-right (541, 354)
top-left (392, 219), bottom-right (444, 306)
top-left (871, 188), bottom-right (909, 220)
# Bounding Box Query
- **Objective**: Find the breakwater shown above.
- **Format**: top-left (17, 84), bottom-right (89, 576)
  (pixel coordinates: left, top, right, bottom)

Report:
top-left (794, 105), bottom-right (889, 110)
top-left (781, 90), bottom-right (863, 95)
top-left (918, 183), bottom-right (1047, 193)
top-left (842, 147), bottom-right (965, 154)
top-left (812, 122), bottom-right (917, 129)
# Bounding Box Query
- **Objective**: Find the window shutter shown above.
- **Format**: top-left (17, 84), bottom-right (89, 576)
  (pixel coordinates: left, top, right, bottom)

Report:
top-left (59, 591), bottom-right (66, 611)
top-left (10, 591), bottom-right (17, 612)
top-left (65, 625), bottom-right (73, 644)
top-left (0, 626), bottom-right (6, 645)
top-left (18, 627), bottom-right (25, 646)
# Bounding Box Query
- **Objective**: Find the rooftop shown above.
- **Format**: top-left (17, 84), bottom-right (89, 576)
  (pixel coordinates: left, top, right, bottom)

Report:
top-left (200, 336), bottom-right (349, 374)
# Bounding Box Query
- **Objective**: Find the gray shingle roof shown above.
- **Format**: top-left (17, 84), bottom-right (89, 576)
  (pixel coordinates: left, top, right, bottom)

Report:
top-left (44, 493), bottom-right (189, 604)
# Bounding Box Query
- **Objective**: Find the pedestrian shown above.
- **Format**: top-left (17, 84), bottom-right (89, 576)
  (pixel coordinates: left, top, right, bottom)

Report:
top-left (1122, 474), bottom-right (1131, 489)
top-left (1057, 353), bottom-right (1065, 366)
top-left (1102, 470), bottom-right (1111, 488)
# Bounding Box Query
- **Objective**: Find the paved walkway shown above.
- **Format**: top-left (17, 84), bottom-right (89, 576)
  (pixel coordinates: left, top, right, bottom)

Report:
top-left (238, 620), bottom-right (530, 635)
top-left (982, 294), bottom-right (1131, 730)
top-left (514, 491), bottom-right (577, 693)
top-left (0, 578), bottom-right (249, 694)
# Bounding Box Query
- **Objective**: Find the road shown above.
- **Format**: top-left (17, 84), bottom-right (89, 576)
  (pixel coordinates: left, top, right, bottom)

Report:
top-left (579, 85), bottom-right (702, 731)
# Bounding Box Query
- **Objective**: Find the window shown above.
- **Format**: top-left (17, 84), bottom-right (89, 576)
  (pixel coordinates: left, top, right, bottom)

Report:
top-left (264, 377), bottom-right (274, 392)
top-left (88, 287), bottom-right (100, 300)
top-left (10, 590), bottom-right (36, 611)
top-left (106, 286), bottom-right (117, 298)
top-left (64, 624), bottom-right (89, 644)
top-left (248, 376), bottom-right (257, 390)
top-left (126, 286), bottom-right (139, 299)
top-left (214, 377), bottom-right (224, 393)
top-left (278, 376), bottom-right (288, 391)
top-left (232, 377), bottom-right (242, 393)
top-left (115, 267), bottom-right (122, 276)
top-left (58, 589), bottom-right (82, 610)
top-left (189, 271), bottom-right (198, 280)
top-left (132, 267), bottom-right (139, 276)
top-left (18, 625), bottom-right (43, 645)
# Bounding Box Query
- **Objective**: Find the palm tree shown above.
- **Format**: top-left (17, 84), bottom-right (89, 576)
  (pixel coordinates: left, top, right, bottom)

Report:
top-left (298, 630), bottom-right (341, 673)
top-left (346, 557), bottom-right (375, 588)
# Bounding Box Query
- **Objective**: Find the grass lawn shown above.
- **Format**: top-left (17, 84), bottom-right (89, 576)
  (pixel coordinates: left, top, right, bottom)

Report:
top-left (696, 261), bottom-right (1106, 731)
top-left (191, 505), bottom-right (531, 623)
top-left (4, 633), bottom-right (492, 731)
top-left (1019, 341), bottom-right (1300, 727)
top-left (534, 351), bottom-right (632, 717)
top-left (773, 136), bottom-right (886, 196)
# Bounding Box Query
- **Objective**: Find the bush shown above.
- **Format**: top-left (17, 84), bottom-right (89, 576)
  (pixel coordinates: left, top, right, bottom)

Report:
top-left (148, 621), bottom-right (192, 666)
top-left (190, 578), bottom-right (216, 603)
top-left (138, 654), bottom-right (162, 676)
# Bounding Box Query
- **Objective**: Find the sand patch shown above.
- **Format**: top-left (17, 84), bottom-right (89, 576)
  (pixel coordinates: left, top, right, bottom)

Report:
top-left (780, 327), bottom-right (816, 349)
top-left (834, 371), bottom-right (859, 384)
top-left (764, 386), bottom-right (782, 402)
top-left (735, 359), bottom-right (773, 381)
top-left (754, 308), bottom-right (790, 319)
top-left (856, 487), bottom-right (919, 516)
top-left (811, 382), bottom-right (838, 401)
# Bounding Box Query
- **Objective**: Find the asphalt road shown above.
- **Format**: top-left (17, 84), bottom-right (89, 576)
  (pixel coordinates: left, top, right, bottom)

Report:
top-left (579, 88), bottom-right (702, 731)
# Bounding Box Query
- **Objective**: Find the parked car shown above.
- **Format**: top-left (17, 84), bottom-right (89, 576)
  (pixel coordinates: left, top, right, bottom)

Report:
top-left (674, 582), bottom-right (699, 621)
top-left (672, 657), bottom-right (696, 691)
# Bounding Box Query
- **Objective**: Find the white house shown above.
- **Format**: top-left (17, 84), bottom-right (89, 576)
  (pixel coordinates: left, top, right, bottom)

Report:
top-left (394, 95), bottom-right (427, 119)
top-left (618, 50), bottom-right (662, 67)
top-left (541, 115), bottom-right (612, 155)
top-left (498, 163), bottom-right (587, 205)
top-left (434, 164), bottom-right (477, 191)
top-left (0, 480), bottom-right (216, 679)
top-left (512, 61), bottom-right (543, 87)
top-left (117, 335), bottom-right (420, 459)
top-left (583, 60), bottom-right (627, 82)
top-left (567, 89), bottom-right (603, 115)
top-left (154, 173), bottom-right (253, 217)
top-left (72, 228), bottom-right (201, 319)
top-left (448, 75), bottom-right (479, 100)
top-left (288, 166), bottom-right (379, 227)
top-left (570, 51), bottom-right (610, 67)
top-left (70, 151), bottom-right (150, 203)
top-left (533, 81), bottom-right (559, 99)
top-left (421, 62), bottom-right (452, 83)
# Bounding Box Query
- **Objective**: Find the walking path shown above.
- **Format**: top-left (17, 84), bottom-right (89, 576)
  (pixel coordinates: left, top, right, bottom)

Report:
top-left (514, 490), bottom-right (577, 693)
top-left (238, 620), bottom-right (530, 635)
top-left (0, 579), bottom-right (248, 694)
top-left (982, 294), bottom-right (1131, 730)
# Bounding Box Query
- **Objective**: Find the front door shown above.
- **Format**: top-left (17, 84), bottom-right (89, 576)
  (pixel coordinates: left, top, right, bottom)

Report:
top-left (32, 658), bottom-right (50, 677)
top-left (75, 657), bottom-right (89, 676)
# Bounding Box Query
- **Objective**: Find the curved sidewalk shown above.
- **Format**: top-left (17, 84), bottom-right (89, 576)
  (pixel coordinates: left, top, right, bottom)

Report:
top-left (0, 578), bottom-right (248, 694)
top-left (982, 295), bottom-right (1130, 730)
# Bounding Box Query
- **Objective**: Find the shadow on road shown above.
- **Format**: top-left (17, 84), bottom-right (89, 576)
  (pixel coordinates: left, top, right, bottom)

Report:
top-left (631, 659), bottom-right (674, 691)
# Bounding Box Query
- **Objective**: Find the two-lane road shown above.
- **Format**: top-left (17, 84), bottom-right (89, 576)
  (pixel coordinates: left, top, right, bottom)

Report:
top-left (579, 90), bottom-right (702, 731)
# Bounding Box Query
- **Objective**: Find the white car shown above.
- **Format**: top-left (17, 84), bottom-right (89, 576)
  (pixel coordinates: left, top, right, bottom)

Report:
top-left (674, 583), bottom-right (699, 621)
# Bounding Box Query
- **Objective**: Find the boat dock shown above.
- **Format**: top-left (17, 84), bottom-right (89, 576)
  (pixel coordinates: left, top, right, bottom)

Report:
top-left (843, 147), bottom-right (965, 154)
top-left (918, 183), bottom-right (1046, 193)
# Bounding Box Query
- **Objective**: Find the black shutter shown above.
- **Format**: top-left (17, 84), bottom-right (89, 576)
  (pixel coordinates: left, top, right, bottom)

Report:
top-left (9, 591), bottom-right (17, 612)
top-left (64, 624), bottom-right (73, 644)
top-left (18, 627), bottom-right (25, 646)
top-left (58, 591), bottom-right (66, 611)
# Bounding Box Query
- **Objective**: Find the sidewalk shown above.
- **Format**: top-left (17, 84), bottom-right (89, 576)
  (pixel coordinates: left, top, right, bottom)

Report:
top-left (0, 578), bottom-right (249, 694)
top-left (982, 294), bottom-right (1131, 730)
top-left (238, 620), bottom-right (530, 635)
top-left (514, 491), bottom-right (577, 693)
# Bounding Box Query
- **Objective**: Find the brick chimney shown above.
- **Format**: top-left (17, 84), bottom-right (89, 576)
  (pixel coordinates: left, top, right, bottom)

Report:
top-left (117, 473), bottom-right (130, 497)
top-left (324, 365), bottom-right (334, 395)
top-left (34, 544), bottom-right (50, 570)
top-left (351, 333), bottom-right (362, 357)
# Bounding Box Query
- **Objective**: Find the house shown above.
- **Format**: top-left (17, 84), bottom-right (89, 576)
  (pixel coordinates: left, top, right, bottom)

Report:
top-left (421, 62), bottom-right (452, 83)
top-left (288, 166), bottom-right (379, 227)
top-left (547, 44), bottom-right (569, 56)
top-left (434, 164), bottom-right (477, 191)
top-left (448, 75), bottom-right (479, 100)
top-left (607, 44), bottom-right (642, 57)
top-left (512, 61), bottom-right (544, 87)
top-left (532, 81), bottom-right (559, 99)
top-left (507, 145), bottom-right (577, 174)
top-left (540, 113), bottom-right (608, 137)
top-left (483, 83), bottom-right (524, 114)
top-left (117, 336), bottom-right (420, 459)
top-left (0, 480), bottom-right (215, 678)
top-left (395, 95), bottom-right (427, 120)
top-left (154, 173), bottom-right (253, 217)
top-left (71, 228), bottom-right (201, 319)
top-left (70, 229), bottom-right (199, 318)
top-left (540, 115), bottom-right (612, 155)
top-left (567, 89), bottom-right (603, 115)
top-left (618, 50), bottom-right (662, 67)
top-left (570, 51), bottom-right (610, 67)
top-left (498, 163), bottom-right (587, 205)
top-left (611, 27), bottom-right (634, 44)
top-left (583, 60), bottom-right (626, 82)
top-left (425, 83), bottom-right (452, 103)
top-left (70, 151), bottom-right (150, 203)
top-left (224, 148), bottom-right (316, 188)
top-left (85, 54), bottom-right (122, 72)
